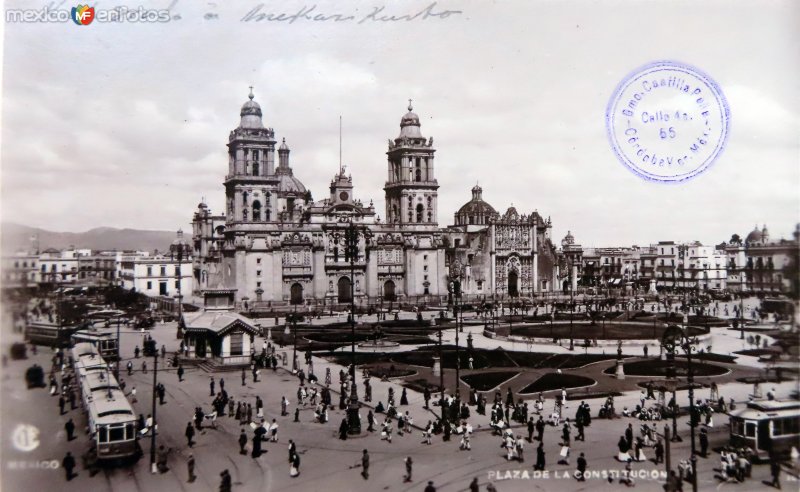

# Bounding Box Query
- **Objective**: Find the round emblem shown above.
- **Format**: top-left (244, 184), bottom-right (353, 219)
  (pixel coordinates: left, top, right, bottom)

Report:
top-left (606, 61), bottom-right (730, 183)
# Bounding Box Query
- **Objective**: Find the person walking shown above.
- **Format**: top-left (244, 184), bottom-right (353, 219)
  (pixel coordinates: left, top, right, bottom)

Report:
top-left (187, 454), bottom-right (196, 482)
top-left (185, 421), bottom-right (195, 447)
top-left (62, 451), bottom-right (76, 481)
top-left (469, 477), bottom-right (480, 492)
top-left (269, 419), bottom-right (279, 442)
top-left (403, 456), bottom-right (413, 482)
top-left (699, 428), bottom-right (709, 457)
top-left (576, 452), bottom-right (587, 481)
top-left (536, 416), bottom-right (545, 441)
top-left (219, 469), bottom-right (232, 492)
top-left (625, 423), bottom-right (633, 450)
top-left (535, 441), bottom-right (546, 471)
top-left (424, 387), bottom-right (431, 409)
top-left (220, 377), bottom-right (225, 392)
top-left (64, 418), bottom-right (75, 441)
top-left (209, 376), bottom-right (215, 396)
top-left (127, 360), bottom-right (133, 375)
top-left (654, 438), bottom-right (664, 464)
top-left (142, 360), bottom-right (147, 374)
top-left (361, 449), bottom-right (370, 480)
top-left (575, 419), bottom-right (585, 441)
top-left (239, 429), bottom-right (248, 455)
top-left (290, 451), bottom-right (300, 477)
top-left (424, 481), bottom-right (436, 492)
top-left (177, 364), bottom-right (184, 382)
top-left (242, 368), bottom-right (247, 386)
top-left (770, 456), bottom-right (781, 489)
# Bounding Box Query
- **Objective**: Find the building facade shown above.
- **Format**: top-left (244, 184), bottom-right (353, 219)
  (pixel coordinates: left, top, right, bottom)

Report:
top-left (192, 94), bottom-right (447, 307)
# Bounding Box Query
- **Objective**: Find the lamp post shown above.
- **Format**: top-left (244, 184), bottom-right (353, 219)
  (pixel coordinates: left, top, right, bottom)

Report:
top-left (340, 215), bottom-right (371, 434)
top-left (449, 260), bottom-right (464, 410)
top-left (149, 350), bottom-right (159, 473)
top-left (291, 309), bottom-right (298, 372)
top-left (662, 325), bottom-right (698, 491)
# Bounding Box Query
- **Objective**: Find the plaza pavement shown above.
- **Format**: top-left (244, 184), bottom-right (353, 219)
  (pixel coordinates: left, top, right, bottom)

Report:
top-left (1, 298), bottom-right (797, 492)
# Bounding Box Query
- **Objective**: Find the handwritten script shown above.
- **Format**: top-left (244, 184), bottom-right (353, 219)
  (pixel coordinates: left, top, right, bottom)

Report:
top-left (241, 2), bottom-right (463, 24)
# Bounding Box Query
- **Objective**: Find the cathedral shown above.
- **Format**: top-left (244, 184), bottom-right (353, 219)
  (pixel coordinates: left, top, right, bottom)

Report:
top-left (191, 91), bottom-right (559, 308)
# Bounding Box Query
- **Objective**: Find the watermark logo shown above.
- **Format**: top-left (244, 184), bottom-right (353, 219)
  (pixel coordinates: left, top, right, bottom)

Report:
top-left (12, 424), bottom-right (40, 452)
top-left (71, 5), bottom-right (95, 25)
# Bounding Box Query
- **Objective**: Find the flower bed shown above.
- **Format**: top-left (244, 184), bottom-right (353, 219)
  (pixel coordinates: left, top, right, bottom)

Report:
top-left (519, 373), bottom-right (596, 394)
top-left (460, 371), bottom-right (519, 392)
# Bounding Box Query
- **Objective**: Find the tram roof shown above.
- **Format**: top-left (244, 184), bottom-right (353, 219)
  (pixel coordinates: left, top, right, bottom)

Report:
top-left (730, 399), bottom-right (800, 420)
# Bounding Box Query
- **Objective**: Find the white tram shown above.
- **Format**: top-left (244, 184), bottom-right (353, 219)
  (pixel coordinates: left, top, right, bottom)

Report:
top-left (72, 342), bottom-right (140, 461)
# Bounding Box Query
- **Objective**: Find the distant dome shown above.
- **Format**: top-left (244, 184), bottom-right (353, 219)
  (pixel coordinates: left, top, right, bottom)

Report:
top-left (277, 173), bottom-right (307, 195)
top-left (398, 100), bottom-right (423, 139)
top-left (455, 185), bottom-right (497, 226)
top-left (279, 137), bottom-right (289, 151)
top-left (562, 230), bottom-right (575, 246)
top-left (240, 88), bottom-right (263, 129)
top-left (745, 225), bottom-right (763, 243)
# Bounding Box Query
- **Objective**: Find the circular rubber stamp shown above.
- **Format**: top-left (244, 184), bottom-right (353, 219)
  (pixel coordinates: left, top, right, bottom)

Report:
top-left (606, 61), bottom-right (730, 183)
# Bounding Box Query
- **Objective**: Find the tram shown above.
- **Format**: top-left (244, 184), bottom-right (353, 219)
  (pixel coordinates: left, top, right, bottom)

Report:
top-left (25, 320), bottom-right (83, 347)
top-left (72, 330), bottom-right (119, 362)
top-left (72, 342), bottom-right (140, 462)
top-left (729, 399), bottom-right (800, 460)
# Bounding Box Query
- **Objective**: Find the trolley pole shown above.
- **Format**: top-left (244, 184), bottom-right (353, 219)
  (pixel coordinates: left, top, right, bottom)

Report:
top-left (150, 351), bottom-right (158, 474)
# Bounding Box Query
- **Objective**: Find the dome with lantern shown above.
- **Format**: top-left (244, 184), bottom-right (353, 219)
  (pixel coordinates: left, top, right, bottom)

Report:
top-left (454, 185), bottom-right (498, 226)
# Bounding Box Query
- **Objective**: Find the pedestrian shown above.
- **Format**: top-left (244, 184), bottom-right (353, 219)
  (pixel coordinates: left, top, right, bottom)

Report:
top-left (527, 417), bottom-right (534, 442)
top-left (242, 368), bottom-right (247, 386)
top-left (424, 480), bottom-right (437, 492)
top-left (288, 439), bottom-right (296, 462)
top-left (294, 407), bottom-right (300, 423)
top-left (269, 419), bottom-right (280, 442)
top-left (142, 360), bottom-right (147, 374)
top-left (699, 428), bottom-right (709, 457)
top-left (219, 469), bottom-right (232, 492)
top-left (187, 454), bottom-right (195, 482)
top-left (251, 431), bottom-right (262, 458)
top-left (134, 345), bottom-right (140, 358)
top-left (577, 452), bottom-right (587, 481)
top-left (186, 422), bottom-right (195, 447)
top-left (403, 456), bottom-right (413, 482)
top-left (536, 416), bottom-right (545, 441)
top-left (177, 365), bottom-right (184, 382)
top-left (469, 477), bottom-right (480, 492)
top-left (62, 451), bottom-right (76, 481)
top-left (625, 423), bottom-right (633, 450)
top-left (281, 396), bottom-right (288, 416)
top-left (161, 344), bottom-right (166, 359)
top-left (367, 410), bottom-right (375, 432)
top-left (576, 420), bottom-right (585, 441)
top-left (127, 360), bottom-right (133, 375)
top-left (400, 388), bottom-right (408, 406)
top-left (239, 429), bottom-right (247, 455)
top-left (130, 386), bottom-right (137, 403)
top-left (210, 376), bottom-right (215, 396)
top-left (770, 458), bottom-right (781, 489)
top-left (424, 386), bottom-right (430, 409)
top-left (290, 451), bottom-right (300, 477)
top-left (654, 439), bottom-right (664, 464)
top-left (58, 394), bottom-right (66, 415)
top-left (361, 449), bottom-right (369, 480)
top-left (64, 418), bottom-right (75, 441)
top-left (339, 417), bottom-right (348, 440)
top-left (535, 441), bottom-right (546, 470)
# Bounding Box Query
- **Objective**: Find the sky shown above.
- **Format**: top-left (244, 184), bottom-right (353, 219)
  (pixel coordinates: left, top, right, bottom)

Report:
top-left (1, 0), bottom-right (798, 248)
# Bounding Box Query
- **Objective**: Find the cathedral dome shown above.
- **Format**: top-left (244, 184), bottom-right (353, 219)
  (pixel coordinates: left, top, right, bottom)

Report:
top-left (455, 185), bottom-right (497, 225)
top-left (240, 88), bottom-right (263, 129)
top-left (562, 230), bottom-right (575, 247)
top-left (745, 225), bottom-right (763, 243)
top-left (398, 100), bottom-right (423, 139)
top-left (277, 172), bottom-right (307, 195)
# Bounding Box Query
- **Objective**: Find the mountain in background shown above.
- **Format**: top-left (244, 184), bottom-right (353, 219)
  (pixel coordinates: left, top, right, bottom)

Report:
top-left (1, 222), bottom-right (180, 254)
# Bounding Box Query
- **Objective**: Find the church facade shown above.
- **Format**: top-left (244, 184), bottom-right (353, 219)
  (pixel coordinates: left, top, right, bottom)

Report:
top-left (191, 92), bottom-right (559, 308)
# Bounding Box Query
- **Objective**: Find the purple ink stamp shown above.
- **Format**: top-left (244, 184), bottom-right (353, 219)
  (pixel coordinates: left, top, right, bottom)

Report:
top-left (606, 60), bottom-right (730, 183)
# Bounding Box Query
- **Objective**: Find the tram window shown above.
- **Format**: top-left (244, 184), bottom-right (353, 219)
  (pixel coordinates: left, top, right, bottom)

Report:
top-left (745, 422), bottom-right (756, 438)
top-left (98, 426), bottom-right (108, 443)
top-left (125, 423), bottom-right (135, 440)
top-left (109, 426), bottom-right (125, 442)
top-left (731, 419), bottom-right (743, 435)
top-left (773, 417), bottom-right (800, 436)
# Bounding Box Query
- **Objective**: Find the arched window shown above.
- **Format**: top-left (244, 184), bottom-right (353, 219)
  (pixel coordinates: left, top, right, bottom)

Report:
top-left (416, 203), bottom-right (424, 222)
top-left (252, 200), bottom-right (262, 221)
top-left (415, 167), bottom-right (421, 182)
top-left (337, 276), bottom-right (352, 303)
top-left (253, 161), bottom-right (259, 176)
top-left (392, 204), bottom-right (399, 222)
top-left (290, 283), bottom-right (303, 305)
top-left (265, 208), bottom-right (271, 221)
top-left (242, 191), bottom-right (248, 206)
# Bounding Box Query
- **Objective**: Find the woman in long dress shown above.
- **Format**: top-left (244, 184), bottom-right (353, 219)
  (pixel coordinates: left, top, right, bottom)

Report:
top-left (289, 453), bottom-right (300, 477)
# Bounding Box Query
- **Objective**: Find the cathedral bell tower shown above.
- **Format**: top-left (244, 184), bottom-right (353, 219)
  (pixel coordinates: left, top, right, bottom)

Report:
top-left (225, 88), bottom-right (278, 225)
top-left (384, 101), bottom-right (439, 227)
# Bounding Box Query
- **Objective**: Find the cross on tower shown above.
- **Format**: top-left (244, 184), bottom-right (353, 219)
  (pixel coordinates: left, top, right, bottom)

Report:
top-left (408, 98), bottom-right (413, 111)
top-left (248, 86), bottom-right (254, 99)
